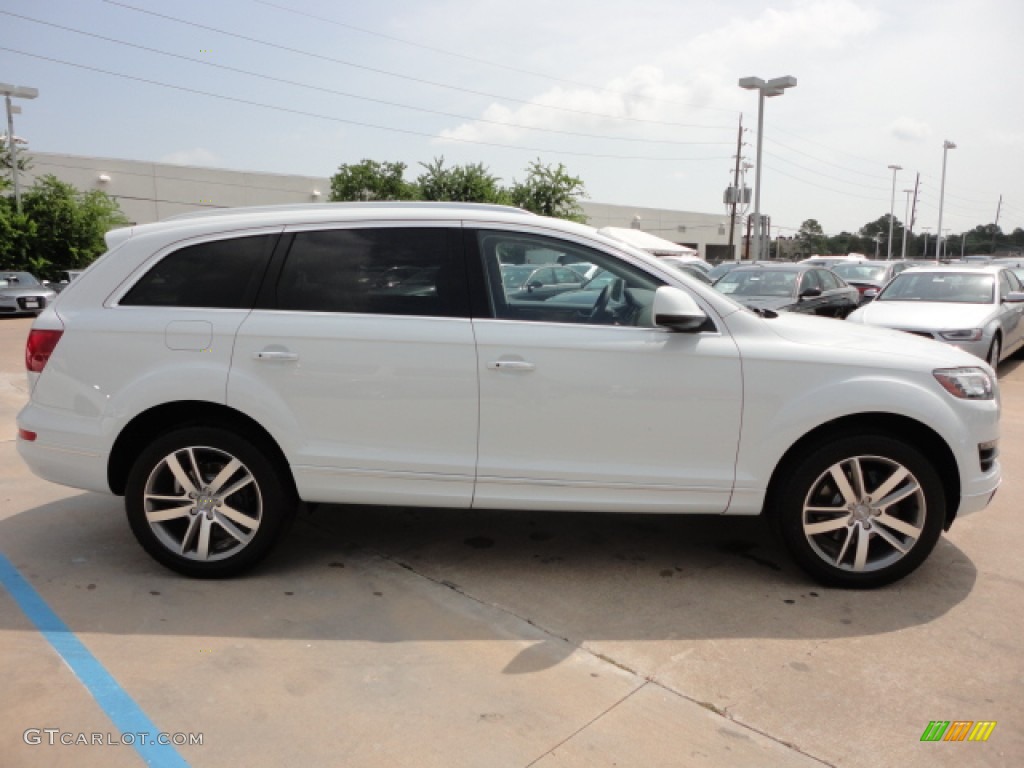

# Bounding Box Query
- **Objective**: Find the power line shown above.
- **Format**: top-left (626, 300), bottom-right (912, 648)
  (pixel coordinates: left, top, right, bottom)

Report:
top-left (251, 0), bottom-right (740, 114)
top-left (0, 46), bottom-right (732, 163)
top-left (0, 11), bottom-right (732, 148)
top-left (101, 0), bottom-right (732, 131)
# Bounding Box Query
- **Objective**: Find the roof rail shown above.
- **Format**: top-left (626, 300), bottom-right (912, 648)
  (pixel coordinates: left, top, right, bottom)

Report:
top-left (164, 201), bottom-right (535, 222)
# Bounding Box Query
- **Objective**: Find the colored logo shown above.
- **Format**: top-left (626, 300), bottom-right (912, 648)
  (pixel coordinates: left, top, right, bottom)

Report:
top-left (920, 721), bottom-right (996, 742)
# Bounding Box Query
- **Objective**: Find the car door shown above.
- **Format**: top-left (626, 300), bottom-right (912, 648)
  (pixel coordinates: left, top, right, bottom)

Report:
top-left (468, 226), bottom-right (743, 514)
top-left (228, 224), bottom-right (479, 508)
top-left (818, 269), bottom-right (857, 317)
top-left (998, 269), bottom-right (1024, 352)
top-left (794, 269), bottom-right (826, 315)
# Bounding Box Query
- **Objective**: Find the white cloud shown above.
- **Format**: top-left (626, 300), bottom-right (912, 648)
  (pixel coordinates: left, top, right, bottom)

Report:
top-left (689, 0), bottom-right (881, 58)
top-left (889, 118), bottom-right (930, 142)
top-left (159, 148), bottom-right (223, 167)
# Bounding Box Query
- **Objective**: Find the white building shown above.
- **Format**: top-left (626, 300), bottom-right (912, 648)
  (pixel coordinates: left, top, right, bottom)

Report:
top-left (25, 152), bottom-right (740, 260)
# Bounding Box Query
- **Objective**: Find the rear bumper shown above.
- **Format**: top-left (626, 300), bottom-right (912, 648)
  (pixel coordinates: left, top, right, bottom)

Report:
top-left (16, 403), bottom-right (114, 495)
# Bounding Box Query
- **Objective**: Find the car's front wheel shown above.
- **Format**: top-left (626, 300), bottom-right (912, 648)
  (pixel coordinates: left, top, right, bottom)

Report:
top-left (125, 427), bottom-right (296, 578)
top-left (776, 434), bottom-right (946, 588)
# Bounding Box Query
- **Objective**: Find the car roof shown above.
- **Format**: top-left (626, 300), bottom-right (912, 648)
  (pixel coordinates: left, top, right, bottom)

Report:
top-left (890, 264), bottom-right (1006, 275)
top-left (105, 202), bottom-right (541, 250)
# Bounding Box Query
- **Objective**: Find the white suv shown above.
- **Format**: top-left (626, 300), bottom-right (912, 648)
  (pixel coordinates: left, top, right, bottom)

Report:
top-left (17, 203), bottom-right (1001, 587)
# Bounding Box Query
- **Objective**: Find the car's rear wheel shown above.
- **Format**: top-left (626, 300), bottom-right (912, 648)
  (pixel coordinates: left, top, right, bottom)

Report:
top-left (776, 434), bottom-right (945, 588)
top-left (125, 427), bottom-right (296, 578)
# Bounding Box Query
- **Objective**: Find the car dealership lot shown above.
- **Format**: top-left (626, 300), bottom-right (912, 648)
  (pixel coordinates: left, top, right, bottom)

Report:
top-left (1, 314), bottom-right (1021, 767)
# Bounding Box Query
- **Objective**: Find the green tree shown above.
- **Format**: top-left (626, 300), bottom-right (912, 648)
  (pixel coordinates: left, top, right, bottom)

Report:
top-left (416, 157), bottom-right (507, 203)
top-left (329, 159), bottom-right (417, 201)
top-left (0, 135), bottom-right (33, 193)
top-left (507, 159), bottom-right (587, 222)
top-left (0, 174), bottom-right (128, 278)
top-left (796, 219), bottom-right (826, 254)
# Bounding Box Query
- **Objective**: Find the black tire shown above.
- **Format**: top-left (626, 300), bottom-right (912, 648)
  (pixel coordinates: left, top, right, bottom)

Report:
top-left (125, 427), bottom-right (296, 578)
top-left (775, 434), bottom-right (945, 589)
top-left (987, 335), bottom-right (1001, 369)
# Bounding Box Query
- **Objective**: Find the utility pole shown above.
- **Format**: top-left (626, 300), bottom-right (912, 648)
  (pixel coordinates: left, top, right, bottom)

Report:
top-left (992, 194), bottom-right (1002, 253)
top-left (727, 114), bottom-right (743, 258)
top-left (910, 172), bottom-right (921, 253)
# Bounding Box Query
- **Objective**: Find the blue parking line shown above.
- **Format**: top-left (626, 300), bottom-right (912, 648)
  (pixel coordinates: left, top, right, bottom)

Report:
top-left (0, 553), bottom-right (190, 767)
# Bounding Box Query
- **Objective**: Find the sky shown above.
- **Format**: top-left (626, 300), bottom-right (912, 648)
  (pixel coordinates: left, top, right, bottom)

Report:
top-left (2, 0), bottom-right (1023, 240)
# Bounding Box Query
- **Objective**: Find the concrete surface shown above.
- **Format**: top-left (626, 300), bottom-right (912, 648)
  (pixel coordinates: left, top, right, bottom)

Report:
top-left (0, 314), bottom-right (1020, 767)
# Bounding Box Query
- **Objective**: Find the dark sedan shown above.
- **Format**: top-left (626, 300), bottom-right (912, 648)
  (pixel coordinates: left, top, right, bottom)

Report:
top-left (713, 264), bottom-right (859, 318)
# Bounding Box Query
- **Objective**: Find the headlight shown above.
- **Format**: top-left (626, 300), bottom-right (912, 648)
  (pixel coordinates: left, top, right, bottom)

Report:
top-left (939, 329), bottom-right (983, 341)
top-left (934, 367), bottom-right (995, 399)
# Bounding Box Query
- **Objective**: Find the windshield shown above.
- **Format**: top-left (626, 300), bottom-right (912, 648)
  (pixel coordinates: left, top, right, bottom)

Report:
top-left (714, 269), bottom-right (797, 297)
top-left (1, 272), bottom-right (41, 286)
top-left (833, 264), bottom-right (887, 282)
top-left (878, 272), bottom-right (994, 304)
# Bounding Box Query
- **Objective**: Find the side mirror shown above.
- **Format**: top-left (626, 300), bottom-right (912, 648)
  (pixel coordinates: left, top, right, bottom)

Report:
top-left (799, 287), bottom-right (822, 299)
top-left (1003, 291), bottom-right (1024, 303)
top-left (653, 286), bottom-right (708, 332)
top-left (527, 280), bottom-right (543, 290)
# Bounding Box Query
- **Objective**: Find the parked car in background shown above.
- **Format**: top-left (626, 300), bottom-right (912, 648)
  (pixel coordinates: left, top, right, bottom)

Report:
top-left (800, 254), bottom-right (868, 266)
top-left (0, 272), bottom-right (58, 316)
top-left (847, 265), bottom-right (1024, 366)
top-left (17, 202), bottom-right (1001, 588)
top-left (713, 264), bottom-right (860, 318)
top-left (659, 256), bottom-right (713, 284)
top-left (832, 260), bottom-right (930, 304)
top-left (500, 264), bottom-right (587, 300)
top-left (707, 260), bottom-right (773, 282)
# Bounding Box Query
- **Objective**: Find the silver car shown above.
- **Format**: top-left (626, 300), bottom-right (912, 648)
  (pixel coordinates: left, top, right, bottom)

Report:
top-left (846, 265), bottom-right (1024, 366)
top-left (0, 272), bottom-right (58, 317)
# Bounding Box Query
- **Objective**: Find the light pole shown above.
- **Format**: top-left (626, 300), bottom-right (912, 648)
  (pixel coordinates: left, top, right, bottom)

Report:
top-left (936, 140), bottom-right (956, 264)
top-left (901, 188), bottom-right (913, 259)
top-left (1, 82), bottom-right (39, 215)
top-left (739, 75), bottom-right (797, 261)
top-left (922, 227), bottom-right (931, 258)
top-left (886, 164), bottom-right (902, 260)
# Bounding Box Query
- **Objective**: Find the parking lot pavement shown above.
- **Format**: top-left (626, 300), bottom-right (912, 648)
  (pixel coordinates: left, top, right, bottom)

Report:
top-left (1, 314), bottom-right (1021, 767)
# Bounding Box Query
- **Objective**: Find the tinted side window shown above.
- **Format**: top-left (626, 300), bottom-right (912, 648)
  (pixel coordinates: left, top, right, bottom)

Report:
top-left (818, 269), bottom-right (840, 290)
top-left (121, 234), bottom-right (276, 308)
top-left (276, 228), bottom-right (467, 317)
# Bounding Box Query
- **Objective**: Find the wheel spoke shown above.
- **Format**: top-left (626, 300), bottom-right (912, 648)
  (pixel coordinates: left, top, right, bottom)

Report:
top-left (853, 527), bottom-right (870, 571)
top-left (834, 526), bottom-right (854, 565)
top-left (179, 513), bottom-right (201, 555)
top-left (875, 481), bottom-right (920, 510)
top-left (145, 503), bottom-right (194, 523)
top-left (870, 466), bottom-right (910, 504)
top-left (145, 493), bottom-right (190, 503)
top-left (805, 505), bottom-right (846, 514)
top-left (875, 512), bottom-right (922, 540)
top-left (196, 516), bottom-right (212, 560)
top-left (214, 511), bottom-right (253, 544)
top-left (871, 524), bottom-right (910, 554)
top-left (829, 464), bottom-right (858, 506)
top-left (218, 503), bottom-right (258, 530)
top-left (218, 474), bottom-right (255, 501)
top-left (165, 454), bottom-right (199, 496)
top-left (850, 457), bottom-right (866, 499)
top-left (805, 516), bottom-right (850, 536)
top-left (207, 459), bottom-right (242, 496)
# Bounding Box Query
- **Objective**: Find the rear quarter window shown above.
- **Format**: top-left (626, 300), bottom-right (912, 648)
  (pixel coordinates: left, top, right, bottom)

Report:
top-left (120, 234), bottom-right (277, 308)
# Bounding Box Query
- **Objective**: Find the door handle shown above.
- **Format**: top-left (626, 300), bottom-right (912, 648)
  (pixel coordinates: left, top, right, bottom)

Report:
top-left (254, 350), bottom-right (299, 362)
top-left (487, 360), bottom-right (535, 371)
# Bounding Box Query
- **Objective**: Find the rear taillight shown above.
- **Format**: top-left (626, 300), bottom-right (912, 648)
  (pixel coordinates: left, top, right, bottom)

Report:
top-left (26, 329), bottom-right (63, 373)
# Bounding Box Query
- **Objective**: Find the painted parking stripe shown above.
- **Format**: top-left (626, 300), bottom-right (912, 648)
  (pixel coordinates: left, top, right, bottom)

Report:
top-left (0, 553), bottom-right (190, 767)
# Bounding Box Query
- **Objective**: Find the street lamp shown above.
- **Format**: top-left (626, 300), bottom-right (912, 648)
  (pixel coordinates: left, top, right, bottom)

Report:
top-left (1, 82), bottom-right (39, 214)
top-left (887, 164), bottom-right (902, 260)
top-left (935, 140), bottom-right (956, 263)
top-left (901, 188), bottom-right (913, 259)
top-left (739, 75), bottom-right (797, 260)
top-left (921, 227), bottom-right (932, 258)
